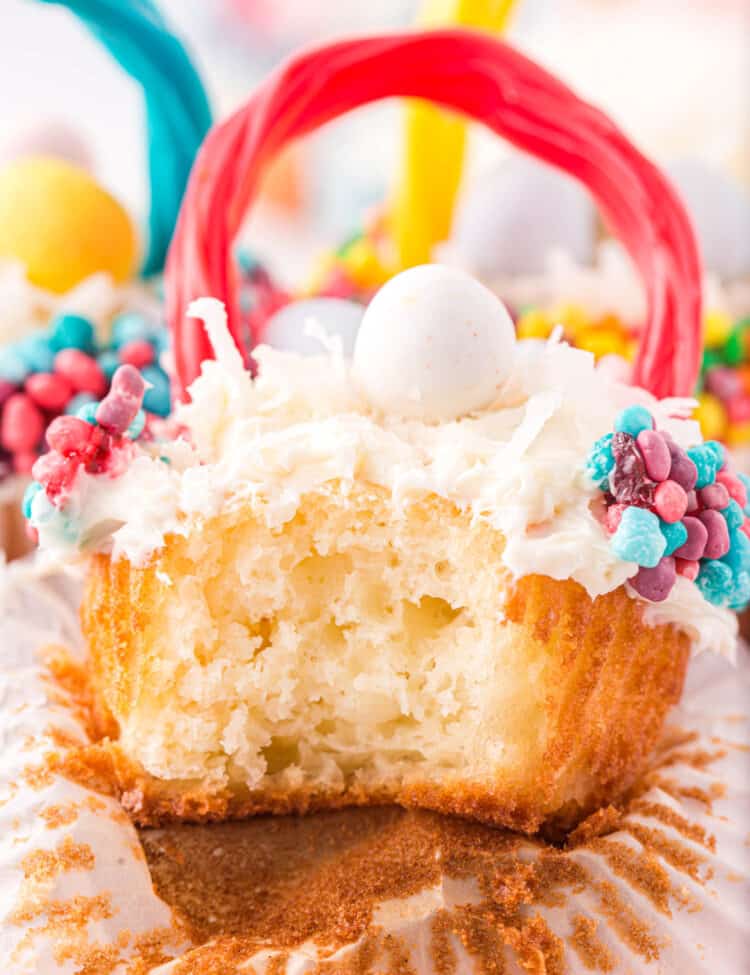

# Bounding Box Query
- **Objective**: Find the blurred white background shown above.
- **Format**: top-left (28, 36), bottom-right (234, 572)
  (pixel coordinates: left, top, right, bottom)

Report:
top-left (0, 0), bottom-right (747, 247)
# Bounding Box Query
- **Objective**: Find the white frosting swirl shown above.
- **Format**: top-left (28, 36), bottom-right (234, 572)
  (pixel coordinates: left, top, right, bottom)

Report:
top-left (31, 297), bottom-right (737, 658)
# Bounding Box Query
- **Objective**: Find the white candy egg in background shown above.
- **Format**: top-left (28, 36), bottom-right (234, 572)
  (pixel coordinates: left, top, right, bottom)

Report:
top-left (0, 119), bottom-right (93, 171)
top-left (261, 297), bottom-right (365, 356)
top-left (667, 159), bottom-right (750, 280)
top-left (451, 156), bottom-right (596, 278)
top-left (352, 264), bottom-right (516, 422)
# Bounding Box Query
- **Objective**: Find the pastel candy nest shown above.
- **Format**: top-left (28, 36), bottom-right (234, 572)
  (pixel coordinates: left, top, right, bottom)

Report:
top-left (587, 405), bottom-right (750, 607)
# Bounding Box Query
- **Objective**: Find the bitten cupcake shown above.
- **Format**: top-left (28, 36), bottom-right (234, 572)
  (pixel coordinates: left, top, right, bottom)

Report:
top-left (28, 30), bottom-right (739, 835)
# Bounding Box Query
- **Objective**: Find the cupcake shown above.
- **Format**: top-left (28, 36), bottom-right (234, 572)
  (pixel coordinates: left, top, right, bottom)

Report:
top-left (1, 540), bottom-right (748, 973)
top-left (25, 30), bottom-right (742, 836)
top-left (0, 0), bottom-right (211, 559)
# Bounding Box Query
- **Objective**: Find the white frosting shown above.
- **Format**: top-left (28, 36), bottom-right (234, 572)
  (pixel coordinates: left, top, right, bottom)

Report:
top-left (352, 265), bottom-right (516, 421)
top-left (31, 297), bottom-right (737, 658)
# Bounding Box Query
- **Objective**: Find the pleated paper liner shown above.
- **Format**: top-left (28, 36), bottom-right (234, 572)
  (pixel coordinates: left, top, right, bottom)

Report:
top-left (1, 565), bottom-right (747, 974)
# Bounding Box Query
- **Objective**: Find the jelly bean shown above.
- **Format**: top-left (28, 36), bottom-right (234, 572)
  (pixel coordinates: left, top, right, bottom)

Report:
top-left (111, 312), bottom-right (152, 349)
top-left (0, 393), bottom-right (44, 452)
top-left (0, 347), bottom-right (29, 384)
top-left (696, 559), bottom-right (733, 606)
top-left (614, 405), bottom-right (653, 438)
top-left (685, 490), bottom-right (699, 513)
top-left (716, 470), bottom-right (748, 509)
top-left (629, 557), bottom-right (676, 602)
top-left (76, 402), bottom-right (100, 424)
top-left (54, 349), bottom-right (106, 397)
top-left (697, 509), bottom-right (730, 559)
top-left (585, 432), bottom-right (614, 487)
top-left (611, 432), bottom-right (655, 506)
top-left (723, 499), bottom-right (745, 532)
top-left (724, 318), bottom-right (750, 366)
top-left (675, 558), bottom-right (700, 581)
top-left (119, 339), bottom-right (154, 369)
top-left (611, 507), bottom-right (665, 568)
top-left (653, 479), bottom-right (688, 523)
top-left (705, 366), bottom-right (741, 400)
top-left (13, 451), bottom-right (37, 475)
top-left (111, 363), bottom-right (146, 400)
top-left (665, 441), bottom-right (698, 492)
top-left (22, 480), bottom-right (42, 518)
top-left (673, 516), bottom-right (708, 561)
top-left (737, 474), bottom-right (750, 514)
top-left (636, 429), bottom-right (670, 482)
top-left (126, 408), bottom-right (146, 440)
top-left (97, 350), bottom-right (121, 382)
top-left (151, 329), bottom-right (170, 356)
top-left (698, 483), bottom-right (730, 510)
top-left (660, 519), bottom-right (688, 556)
top-left (65, 392), bottom-right (97, 415)
top-left (686, 445), bottom-right (718, 490)
top-left (25, 372), bottom-right (73, 412)
top-left (694, 392), bottom-right (727, 442)
top-left (702, 348), bottom-right (723, 373)
top-left (141, 364), bottom-right (171, 417)
top-left (703, 309), bottom-right (732, 348)
top-left (236, 246), bottom-right (263, 276)
top-left (17, 335), bottom-right (56, 373)
top-left (48, 313), bottom-right (95, 353)
top-left (0, 378), bottom-right (16, 407)
top-left (727, 395), bottom-right (750, 425)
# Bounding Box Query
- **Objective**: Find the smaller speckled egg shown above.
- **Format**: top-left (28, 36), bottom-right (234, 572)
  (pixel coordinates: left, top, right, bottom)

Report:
top-left (262, 298), bottom-right (365, 356)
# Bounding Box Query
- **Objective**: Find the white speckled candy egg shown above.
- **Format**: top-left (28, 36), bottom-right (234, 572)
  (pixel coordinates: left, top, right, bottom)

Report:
top-left (262, 298), bottom-right (365, 356)
top-left (667, 159), bottom-right (750, 280)
top-left (352, 264), bottom-right (515, 421)
top-left (452, 156), bottom-right (596, 277)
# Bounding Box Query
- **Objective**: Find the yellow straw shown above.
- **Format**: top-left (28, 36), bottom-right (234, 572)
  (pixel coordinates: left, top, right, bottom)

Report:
top-left (391, 0), bottom-right (519, 270)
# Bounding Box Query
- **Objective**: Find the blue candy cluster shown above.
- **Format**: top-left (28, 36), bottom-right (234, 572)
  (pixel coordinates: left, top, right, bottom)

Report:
top-left (586, 404), bottom-right (750, 608)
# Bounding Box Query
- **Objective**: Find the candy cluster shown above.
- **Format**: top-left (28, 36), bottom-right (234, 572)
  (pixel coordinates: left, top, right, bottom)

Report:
top-left (0, 310), bottom-right (170, 486)
top-left (587, 404), bottom-right (750, 608)
top-left (23, 364), bottom-right (149, 533)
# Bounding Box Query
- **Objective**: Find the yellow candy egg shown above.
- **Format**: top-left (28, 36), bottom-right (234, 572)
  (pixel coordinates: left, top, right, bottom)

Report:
top-left (0, 157), bottom-right (138, 294)
top-left (695, 392), bottom-right (728, 442)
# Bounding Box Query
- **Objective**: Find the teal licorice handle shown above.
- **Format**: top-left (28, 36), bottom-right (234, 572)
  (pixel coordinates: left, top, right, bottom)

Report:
top-left (36, 0), bottom-right (212, 276)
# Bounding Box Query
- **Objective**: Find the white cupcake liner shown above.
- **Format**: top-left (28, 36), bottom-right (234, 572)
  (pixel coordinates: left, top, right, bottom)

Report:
top-left (1, 561), bottom-right (748, 974)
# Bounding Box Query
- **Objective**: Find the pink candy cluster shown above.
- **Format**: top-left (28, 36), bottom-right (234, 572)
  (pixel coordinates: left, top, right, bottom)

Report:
top-left (31, 365), bottom-right (146, 508)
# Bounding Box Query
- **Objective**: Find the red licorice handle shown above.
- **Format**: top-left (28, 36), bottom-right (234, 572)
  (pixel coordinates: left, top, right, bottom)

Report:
top-left (166, 29), bottom-right (702, 401)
